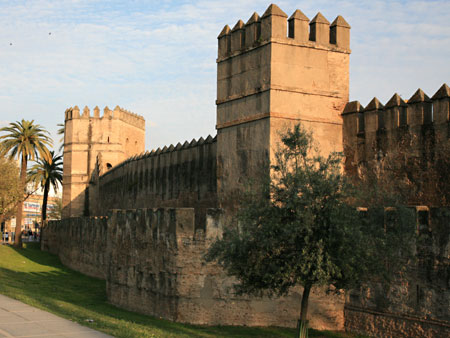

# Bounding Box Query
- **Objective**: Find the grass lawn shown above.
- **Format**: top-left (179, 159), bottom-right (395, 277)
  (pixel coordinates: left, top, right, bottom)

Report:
top-left (0, 243), bottom-right (362, 338)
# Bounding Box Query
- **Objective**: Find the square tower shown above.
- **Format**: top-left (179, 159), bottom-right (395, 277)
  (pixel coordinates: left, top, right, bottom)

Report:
top-left (62, 106), bottom-right (145, 218)
top-left (216, 4), bottom-right (351, 207)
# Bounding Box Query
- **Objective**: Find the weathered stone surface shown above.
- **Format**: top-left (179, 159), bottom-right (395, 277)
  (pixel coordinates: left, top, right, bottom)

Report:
top-left (42, 208), bottom-right (344, 329)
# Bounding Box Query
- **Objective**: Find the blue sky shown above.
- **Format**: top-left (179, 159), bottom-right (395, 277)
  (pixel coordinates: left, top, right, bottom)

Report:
top-left (1, 0), bottom-right (449, 150)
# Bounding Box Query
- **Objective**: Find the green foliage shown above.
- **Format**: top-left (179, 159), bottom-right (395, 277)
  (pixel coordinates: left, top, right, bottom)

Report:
top-left (0, 119), bottom-right (52, 164)
top-left (29, 151), bottom-right (63, 224)
top-left (0, 244), bottom-right (360, 338)
top-left (206, 124), bottom-right (415, 314)
top-left (28, 151), bottom-right (63, 194)
top-left (57, 122), bottom-right (65, 152)
top-left (0, 157), bottom-right (22, 222)
top-left (0, 119), bottom-right (52, 246)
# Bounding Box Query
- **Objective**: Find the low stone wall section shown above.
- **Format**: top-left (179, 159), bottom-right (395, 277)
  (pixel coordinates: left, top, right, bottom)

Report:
top-left (344, 207), bottom-right (450, 337)
top-left (42, 207), bottom-right (344, 330)
top-left (41, 217), bottom-right (108, 279)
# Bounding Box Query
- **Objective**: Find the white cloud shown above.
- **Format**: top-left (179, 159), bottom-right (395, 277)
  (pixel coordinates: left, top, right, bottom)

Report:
top-left (0, 0), bottom-right (449, 148)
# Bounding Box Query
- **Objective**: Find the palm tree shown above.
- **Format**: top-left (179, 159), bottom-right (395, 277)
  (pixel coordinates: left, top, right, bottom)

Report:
top-left (29, 151), bottom-right (63, 228)
top-left (57, 123), bottom-right (64, 152)
top-left (0, 120), bottom-right (52, 247)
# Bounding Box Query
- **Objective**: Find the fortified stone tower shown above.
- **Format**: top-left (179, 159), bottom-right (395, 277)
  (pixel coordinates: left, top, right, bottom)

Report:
top-left (62, 106), bottom-right (145, 218)
top-left (216, 4), bottom-right (350, 206)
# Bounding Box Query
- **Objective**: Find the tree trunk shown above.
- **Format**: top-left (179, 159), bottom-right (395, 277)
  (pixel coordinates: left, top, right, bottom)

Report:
top-left (300, 282), bottom-right (312, 321)
top-left (41, 181), bottom-right (49, 225)
top-left (14, 155), bottom-right (27, 248)
top-left (297, 282), bottom-right (312, 338)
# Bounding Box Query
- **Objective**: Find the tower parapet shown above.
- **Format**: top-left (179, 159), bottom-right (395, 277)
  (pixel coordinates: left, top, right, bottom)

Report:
top-left (217, 5), bottom-right (350, 61)
top-left (65, 105), bottom-right (145, 130)
top-left (216, 4), bottom-right (351, 208)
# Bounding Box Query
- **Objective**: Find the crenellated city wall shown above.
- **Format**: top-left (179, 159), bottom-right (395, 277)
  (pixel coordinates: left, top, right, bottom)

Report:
top-left (342, 84), bottom-right (450, 175)
top-left (342, 85), bottom-right (450, 337)
top-left (89, 135), bottom-right (217, 228)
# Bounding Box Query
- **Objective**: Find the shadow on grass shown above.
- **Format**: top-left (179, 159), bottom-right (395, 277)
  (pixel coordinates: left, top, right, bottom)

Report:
top-left (0, 243), bottom-right (354, 338)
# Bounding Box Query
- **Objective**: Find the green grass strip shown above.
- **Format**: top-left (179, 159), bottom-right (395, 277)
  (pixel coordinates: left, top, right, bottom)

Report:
top-left (0, 243), bottom-right (361, 338)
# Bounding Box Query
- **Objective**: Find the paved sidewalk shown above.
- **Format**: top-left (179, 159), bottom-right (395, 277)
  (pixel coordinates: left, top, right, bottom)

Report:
top-left (0, 295), bottom-right (113, 338)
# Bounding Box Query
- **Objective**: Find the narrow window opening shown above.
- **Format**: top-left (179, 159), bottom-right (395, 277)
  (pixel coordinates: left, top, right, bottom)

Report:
top-left (358, 113), bottom-right (365, 133)
top-left (107, 136), bottom-right (110, 143)
top-left (399, 107), bottom-right (408, 127)
top-left (378, 111), bottom-right (385, 130)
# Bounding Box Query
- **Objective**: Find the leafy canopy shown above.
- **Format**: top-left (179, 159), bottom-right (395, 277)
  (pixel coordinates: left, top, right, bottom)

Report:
top-left (206, 124), bottom-right (415, 298)
top-left (0, 157), bottom-right (22, 221)
top-left (28, 151), bottom-right (63, 193)
top-left (0, 119), bottom-right (52, 164)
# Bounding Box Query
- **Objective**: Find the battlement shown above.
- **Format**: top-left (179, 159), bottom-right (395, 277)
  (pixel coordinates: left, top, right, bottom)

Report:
top-left (217, 4), bottom-right (350, 60)
top-left (104, 134), bottom-right (216, 175)
top-left (64, 105), bottom-right (145, 130)
top-left (342, 84), bottom-right (450, 176)
top-left (343, 84), bottom-right (450, 134)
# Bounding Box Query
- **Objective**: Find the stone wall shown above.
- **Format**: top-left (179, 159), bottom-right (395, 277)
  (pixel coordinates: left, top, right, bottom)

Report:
top-left (41, 216), bottom-right (108, 279)
top-left (90, 136), bottom-right (217, 228)
top-left (42, 207), bottom-right (344, 330)
top-left (344, 207), bottom-right (450, 337)
top-left (342, 84), bottom-right (450, 176)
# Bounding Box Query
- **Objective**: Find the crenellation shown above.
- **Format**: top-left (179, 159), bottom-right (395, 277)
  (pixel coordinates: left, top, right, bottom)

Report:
top-left (64, 108), bottom-right (71, 121)
top-left (288, 10), bottom-right (309, 42)
top-left (72, 105), bottom-right (80, 118)
top-left (244, 12), bottom-right (261, 48)
top-left (82, 106), bottom-right (90, 118)
top-left (217, 25), bottom-right (231, 59)
top-left (217, 5), bottom-right (350, 63)
top-left (103, 106), bottom-right (112, 118)
top-left (63, 104), bottom-right (146, 129)
top-left (343, 85), bottom-right (450, 170)
top-left (330, 15), bottom-right (350, 49)
top-left (93, 106), bottom-right (100, 118)
top-left (408, 88), bottom-right (430, 104)
top-left (431, 83), bottom-right (450, 100)
top-left (309, 12), bottom-right (330, 45)
top-left (384, 93), bottom-right (407, 131)
top-left (230, 20), bottom-right (245, 53)
top-left (260, 4), bottom-right (288, 41)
